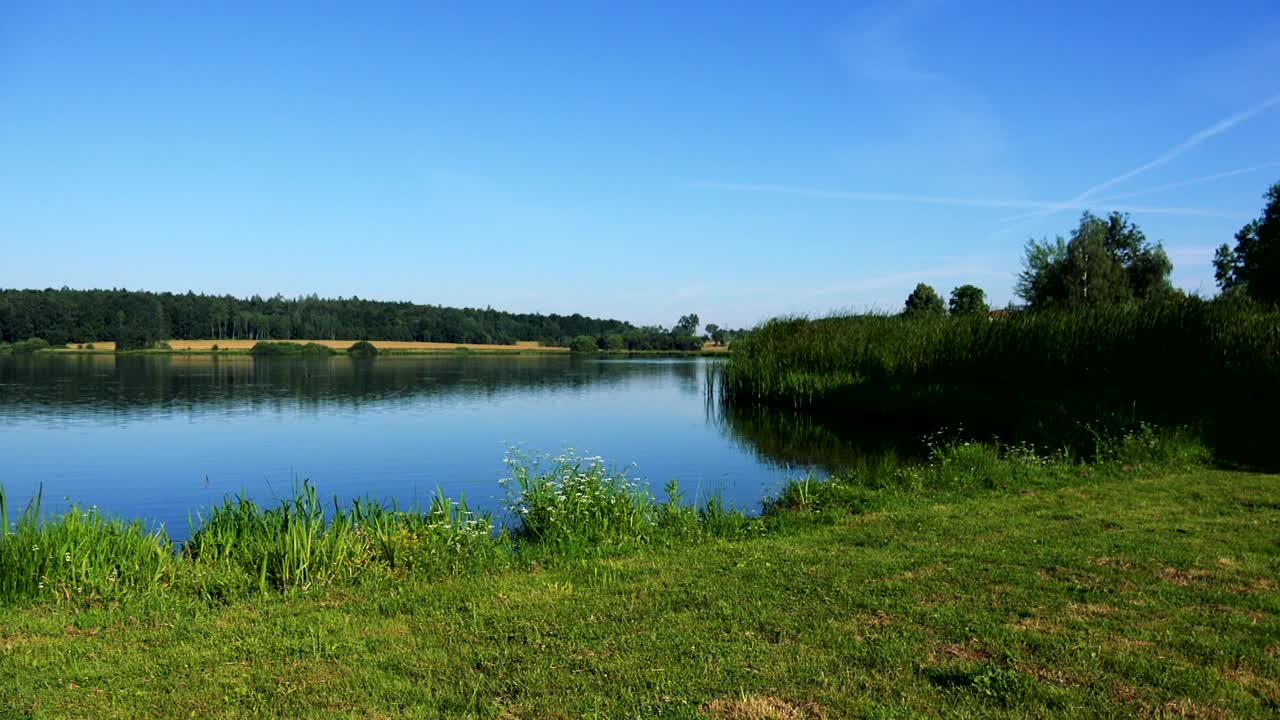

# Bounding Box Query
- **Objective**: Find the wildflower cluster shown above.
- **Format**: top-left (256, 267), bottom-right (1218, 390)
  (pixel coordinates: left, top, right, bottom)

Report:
top-left (502, 448), bottom-right (656, 548)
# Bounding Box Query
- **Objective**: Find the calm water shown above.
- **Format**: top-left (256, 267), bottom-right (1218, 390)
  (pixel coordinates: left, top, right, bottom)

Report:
top-left (0, 354), bottom-right (837, 539)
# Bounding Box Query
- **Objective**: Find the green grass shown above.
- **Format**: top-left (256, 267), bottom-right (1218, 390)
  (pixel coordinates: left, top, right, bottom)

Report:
top-left (1, 437), bottom-right (1277, 717)
top-left (1, 442), bottom-right (1276, 718)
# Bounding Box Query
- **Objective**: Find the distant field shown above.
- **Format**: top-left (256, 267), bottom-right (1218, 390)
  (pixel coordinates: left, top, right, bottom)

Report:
top-left (60, 339), bottom-right (567, 353)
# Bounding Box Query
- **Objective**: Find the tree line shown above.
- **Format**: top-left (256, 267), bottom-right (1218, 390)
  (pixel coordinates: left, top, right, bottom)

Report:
top-left (901, 179), bottom-right (1280, 316)
top-left (0, 289), bottom-right (643, 349)
top-left (0, 289), bottom-right (741, 353)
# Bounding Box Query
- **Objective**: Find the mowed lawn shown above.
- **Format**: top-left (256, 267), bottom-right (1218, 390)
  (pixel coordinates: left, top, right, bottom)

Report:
top-left (2, 470), bottom-right (1277, 719)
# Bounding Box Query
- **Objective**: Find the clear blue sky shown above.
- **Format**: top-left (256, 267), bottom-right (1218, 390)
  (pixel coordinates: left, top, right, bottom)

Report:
top-left (3, 1), bottom-right (1278, 329)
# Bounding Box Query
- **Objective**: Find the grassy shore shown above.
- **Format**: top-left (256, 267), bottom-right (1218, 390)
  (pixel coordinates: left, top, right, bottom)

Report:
top-left (2, 436), bottom-right (1277, 718)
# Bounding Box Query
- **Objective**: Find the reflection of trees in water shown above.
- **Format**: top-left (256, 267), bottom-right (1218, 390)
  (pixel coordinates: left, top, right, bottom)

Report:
top-left (0, 355), bottom-right (710, 422)
top-left (704, 363), bottom-right (925, 474)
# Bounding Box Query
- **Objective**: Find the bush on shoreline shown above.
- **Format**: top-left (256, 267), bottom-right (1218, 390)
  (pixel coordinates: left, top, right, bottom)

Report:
top-left (248, 341), bottom-right (337, 356)
top-left (7, 337), bottom-right (51, 354)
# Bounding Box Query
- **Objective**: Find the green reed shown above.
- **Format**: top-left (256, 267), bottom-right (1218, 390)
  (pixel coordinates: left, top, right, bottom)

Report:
top-left (722, 299), bottom-right (1280, 464)
top-left (0, 485), bottom-right (173, 604)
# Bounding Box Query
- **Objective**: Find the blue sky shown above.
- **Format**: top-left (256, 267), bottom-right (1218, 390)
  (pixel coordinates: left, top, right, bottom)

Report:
top-left (2, 1), bottom-right (1278, 329)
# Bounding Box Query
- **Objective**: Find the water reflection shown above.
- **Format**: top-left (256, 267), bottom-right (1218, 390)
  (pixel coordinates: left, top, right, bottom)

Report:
top-left (0, 354), bottom-right (702, 424)
top-left (1, 354), bottom-right (802, 539)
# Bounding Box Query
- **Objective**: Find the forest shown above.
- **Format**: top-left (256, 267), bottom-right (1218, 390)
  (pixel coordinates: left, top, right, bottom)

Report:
top-left (0, 289), bottom-right (700, 351)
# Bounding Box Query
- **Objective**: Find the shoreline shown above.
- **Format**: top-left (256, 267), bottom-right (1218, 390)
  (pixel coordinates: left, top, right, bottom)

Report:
top-left (1, 436), bottom-right (1275, 717)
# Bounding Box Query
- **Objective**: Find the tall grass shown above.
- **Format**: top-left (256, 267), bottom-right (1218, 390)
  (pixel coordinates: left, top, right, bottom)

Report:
top-left (722, 299), bottom-right (1280, 464)
top-left (0, 486), bottom-right (173, 604)
top-left (181, 481), bottom-right (498, 598)
top-left (501, 449), bottom-right (756, 553)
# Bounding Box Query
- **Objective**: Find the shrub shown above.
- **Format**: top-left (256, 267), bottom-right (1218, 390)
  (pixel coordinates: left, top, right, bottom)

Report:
top-left (569, 335), bottom-right (598, 353)
top-left (249, 341), bottom-right (335, 356)
top-left (347, 340), bottom-right (379, 356)
top-left (10, 338), bottom-right (50, 354)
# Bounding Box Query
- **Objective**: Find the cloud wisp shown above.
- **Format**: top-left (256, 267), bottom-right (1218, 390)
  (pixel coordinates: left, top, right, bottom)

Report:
top-left (691, 180), bottom-right (1249, 219)
top-left (989, 161), bottom-right (1280, 227)
top-left (986, 94), bottom-right (1280, 235)
top-left (1064, 93), bottom-right (1280, 205)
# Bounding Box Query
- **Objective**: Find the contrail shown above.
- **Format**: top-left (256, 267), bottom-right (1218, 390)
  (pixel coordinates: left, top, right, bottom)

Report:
top-left (1094, 161), bottom-right (1280, 202)
top-left (990, 161), bottom-right (1280, 226)
top-left (991, 94), bottom-right (1280, 232)
top-left (692, 180), bottom-right (1248, 219)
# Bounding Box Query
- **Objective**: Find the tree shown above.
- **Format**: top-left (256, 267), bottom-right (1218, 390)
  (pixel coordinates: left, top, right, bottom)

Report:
top-left (569, 335), bottom-right (599, 353)
top-left (903, 283), bottom-right (945, 317)
top-left (705, 323), bottom-right (728, 345)
top-left (674, 314), bottom-right (700, 336)
top-left (1016, 212), bottom-right (1172, 309)
top-left (948, 285), bottom-right (989, 316)
top-left (1214, 181), bottom-right (1280, 304)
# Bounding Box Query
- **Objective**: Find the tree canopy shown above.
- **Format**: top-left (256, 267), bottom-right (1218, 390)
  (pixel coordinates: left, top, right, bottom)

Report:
top-left (903, 284), bottom-right (945, 317)
top-left (1015, 212), bottom-right (1172, 310)
top-left (948, 285), bottom-right (989, 316)
top-left (1214, 181), bottom-right (1280, 304)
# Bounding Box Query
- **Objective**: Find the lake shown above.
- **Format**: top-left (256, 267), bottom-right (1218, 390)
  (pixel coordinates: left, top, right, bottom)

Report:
top-left (0, 353), bottom-right (837, 540)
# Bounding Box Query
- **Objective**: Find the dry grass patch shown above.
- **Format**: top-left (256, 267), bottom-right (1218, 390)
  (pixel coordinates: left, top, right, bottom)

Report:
top-left (931, 643), bottom-right (993, 663)
top-left (1155, 566), bottom-right (1211, 587)
top-left (1142, 698), bottom-right (1227, 719)
top-left (1010, 616), bottom-right (1062, 634)
top-left (702, 694), bottom-right (826, 720)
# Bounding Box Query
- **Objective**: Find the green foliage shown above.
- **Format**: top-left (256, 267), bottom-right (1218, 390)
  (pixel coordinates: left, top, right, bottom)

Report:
top-left (346, 340), bottom-right (379, 356)
top-left (568, 335), bottom-right (599, 353)
top-left (948, 285), bottom-right (989, 316)
top-left (1017, 212), bottom-right (1172, 309)
top-left (8, 337), bottom-right (50, 353)
top-left (903, 283), bottom-right (945, 317)
top-left (249, 341), bottom-right (336, 356)
top-left (674, 313), bottom-right (700, 335)
top-left (602, 333), bottom-right (625, 351)
top-left (1215, 181), bottom-right (1280, 303)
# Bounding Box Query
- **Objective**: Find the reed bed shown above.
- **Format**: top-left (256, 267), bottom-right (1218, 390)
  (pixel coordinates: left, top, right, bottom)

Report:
top-left (722, 299), bottom-right (1280, 464)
